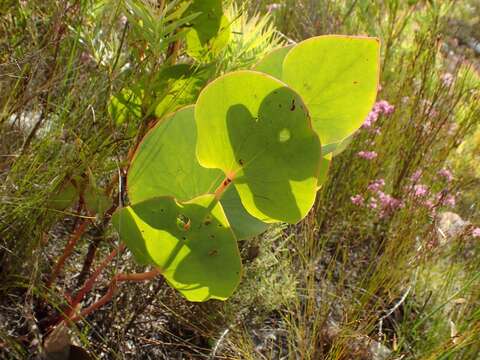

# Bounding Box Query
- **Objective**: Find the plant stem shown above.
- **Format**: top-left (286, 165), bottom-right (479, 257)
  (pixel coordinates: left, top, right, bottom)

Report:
top-left (46, 218), bottom-right (88, 288)
top-left (214, 174), bottom-right (235, 201)
top-left (70, 243), bottom-right (126, 310)
top-left (70, 268), bottom-right (160, 322)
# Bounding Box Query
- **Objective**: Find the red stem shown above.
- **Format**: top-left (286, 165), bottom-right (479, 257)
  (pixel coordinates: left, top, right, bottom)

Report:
top-left (70, 243), bottom-right (126, 308)
top-left (47, 219), bottom-right (88, 288)
top-left (70, 268), bottom-right (160, 322)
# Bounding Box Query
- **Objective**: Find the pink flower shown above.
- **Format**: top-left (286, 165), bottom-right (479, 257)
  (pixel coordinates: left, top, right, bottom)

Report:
top-left (362, 111), bottom-right (379, 128)
top-left (413, 184), bottom-right (429, 197)
top-left (368, 179), bottom-right (385, 192)
top-left (378, 191), bottom-right (402, 209)
top-left (411, 170), bottom-right (422, 183)
top-left (424, 199), bottom-right (434, 210)
top-left (441, 72), bottom-right (454, 87)
top-left (376, 191), bottom-right (403, 218)
top-left (362, 100), bottom-right (395, 128)
top-left (351, 194), bottom-right (364, 206)
top-left (369, 198), bottom-right (378, 209)
top-left (438, 168), bottom-right (453, 182)
top-left (442, 194), bottom-right (456, 207)
top-left (472, 227), bottom-right (480, 238)
top-left (358, 151), bottom-right (378, 160)
top-left (376, 100), bottom-right (395, 115)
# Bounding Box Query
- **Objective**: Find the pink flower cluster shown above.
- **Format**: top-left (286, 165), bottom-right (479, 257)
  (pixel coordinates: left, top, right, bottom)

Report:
top-left (351, 178), bottom-right (403, 218)
top-left (472, 228), bottom-right (480, 238)
top-left (368, 178), bottom-right (385, 192)
top-left (411, 170), bottom-right (422, 183)
top-left (407, 174), bottom-right (456, 216)
top-left (362, 100), bottom-right (395, 129)
top-left (351, 194), bottom-right (364, 206)
top-left (441, 72), bottom-right (455, 87)
top-left (376, 191), bottom-right (403, 217)
top-left (438, 168), bottom-right (453, 182)
top-left (413, 184), bottom-right (429, 197)
top-left (358, 151), bottom-right (378, 160)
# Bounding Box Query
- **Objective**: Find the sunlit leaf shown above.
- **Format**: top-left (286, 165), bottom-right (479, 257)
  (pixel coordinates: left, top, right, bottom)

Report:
top-left (282, 35), bottom-right (380, 146)
top-left (253, 45), bottom-right (292, 79)
top-left (195, 70), bottom-right (321, 223)
top-left (112, 194), bottom-right (241, 301)
top-left (128, 105), bottom-right (267, 239)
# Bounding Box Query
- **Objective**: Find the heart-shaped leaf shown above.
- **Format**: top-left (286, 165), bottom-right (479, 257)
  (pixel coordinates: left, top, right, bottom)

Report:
top-left (112, 194), bottom-right (241, 301)
top-left (195, 70), bottom-right (321, 224)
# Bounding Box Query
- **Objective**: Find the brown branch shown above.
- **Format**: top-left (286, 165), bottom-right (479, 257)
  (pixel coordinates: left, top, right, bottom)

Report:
top-left (46, 218), bottom-right (88, 288)
top-left (75, 202), bottom-right (120, 288)
top-left (70, 243), bottom-right (126, 309)
top-left (70, 268), bottom-right (160, 322)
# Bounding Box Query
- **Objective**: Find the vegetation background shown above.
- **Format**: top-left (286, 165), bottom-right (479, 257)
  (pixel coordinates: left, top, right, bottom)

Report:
top-left (0, 0), bottom-right (479, 359)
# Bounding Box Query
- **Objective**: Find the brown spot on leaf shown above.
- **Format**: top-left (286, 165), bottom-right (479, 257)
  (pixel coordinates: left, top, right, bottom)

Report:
top-left (290, 99), bottom-right (296, 111)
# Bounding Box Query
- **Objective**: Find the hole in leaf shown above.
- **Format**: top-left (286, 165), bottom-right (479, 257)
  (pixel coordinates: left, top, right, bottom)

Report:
top-left (176, 214), bottom-right (190, 231)
top-left (204, 215), bottom-right (212, 226)
top-left (278, 128), bottom-right (291, 143)
top-left (290, 99), bottom-right (296, 111)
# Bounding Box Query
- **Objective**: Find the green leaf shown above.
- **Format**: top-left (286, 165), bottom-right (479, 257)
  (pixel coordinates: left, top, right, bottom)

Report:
top-left (49, 181), bottom-right (78, 210)
top-left (195, 70), bottom-right (321, 224)
top-left (220, 186), bottom-right (269, 240)
top-left (317, 157), bottom-right (330, 188)
top-left (282, 35), bottom-right (380, 146)
top-left (108, 88), bottom-right (142, 126)
top-left (153, 64), bottom-right (213, 118)
top-left (128, 105), bottom-right (266, 240)
top-left (253, 45), bottom-right (293, 79)
top-left (128, 106), bottom-right (223, 204)
top-left (84, 185), bottom-right (111, 216)
top-left (112, 194), bottom-right (241, 301)
top-left (185, 0), bottom-right (230, 61)
top-left (321, 133), bottom-right (355, 161)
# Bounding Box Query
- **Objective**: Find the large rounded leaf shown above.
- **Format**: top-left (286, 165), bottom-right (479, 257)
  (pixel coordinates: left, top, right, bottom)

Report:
top-left (221, 186), bottom-right (269, 240)
top-left (128, 106), bottom-right (223, 204)
top-left (185, 0), bottom-right (230, 61)
top-left (112, 194), bottom-right (241, 301)
top-left (195, 70), bottom-right (321, 224)
top-left (282, 35), bottom-right (380, 146)
top-left (127, 105), bottom-right (267, 240)
top-left (253, 45), bottom-right (293, 80)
